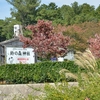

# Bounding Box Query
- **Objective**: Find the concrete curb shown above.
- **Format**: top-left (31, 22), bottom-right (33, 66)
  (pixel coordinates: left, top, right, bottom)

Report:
top-left (0, 82), bottom-right (78, 100)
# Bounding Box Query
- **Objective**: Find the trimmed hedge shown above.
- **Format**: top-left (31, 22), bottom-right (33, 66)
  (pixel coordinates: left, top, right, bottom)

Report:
top-left (0, 61), bottom-right (79, 84)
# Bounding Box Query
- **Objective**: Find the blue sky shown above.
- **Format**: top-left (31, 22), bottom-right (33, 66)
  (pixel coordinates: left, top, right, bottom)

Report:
top-left (0, 0), bottom-right (100, 20)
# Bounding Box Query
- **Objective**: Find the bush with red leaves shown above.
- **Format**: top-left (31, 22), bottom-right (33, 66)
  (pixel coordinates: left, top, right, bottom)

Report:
top-left (19, 20), bottom-right (70, 58)
top-left (88, 34), bottom-right (100, 58)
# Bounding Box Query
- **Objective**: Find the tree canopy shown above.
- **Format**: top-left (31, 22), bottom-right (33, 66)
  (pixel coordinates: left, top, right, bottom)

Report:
top-left (6, 0), bottom-right (40, 25)
top-left (19, 20), bottom-right (70, 59)
top-left (1, 1), bottom-right (100, 54)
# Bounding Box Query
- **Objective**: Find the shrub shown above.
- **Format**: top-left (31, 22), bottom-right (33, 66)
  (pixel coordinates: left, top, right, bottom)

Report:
top-left (0, 61), bottom-right (78, 84)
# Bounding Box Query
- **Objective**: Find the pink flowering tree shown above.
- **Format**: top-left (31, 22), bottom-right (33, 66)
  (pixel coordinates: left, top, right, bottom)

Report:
top-left (19, 20), bottom-right (70, 59)
top-left (88, 34), bottom-right (100, 59)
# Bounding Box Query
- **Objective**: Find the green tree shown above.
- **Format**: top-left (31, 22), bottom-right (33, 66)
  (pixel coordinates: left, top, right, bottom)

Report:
top-left (60, 5), bottom-right (75, 25)
top-left (36, 2), bottom-right (62, 24)
top-left (6, 0), bottom-right (40, 26)
top-left (72, 14), bottom-right (85, 24)
top-left (79, 3), bottom-right (96, 22)
top-left (71, 3), bottom-right (97, 24)
top-left (71, 1), bottom-right (81, 15)
top-left (1, 18), bottom-right (21, 39)
top-left (80, 3), bottom-right (95, 14)
top-left (0, 20), bottom-right (6, 41)
top-left (95, 5), bottom-right (100, 21)
top-left (1, 17), bottom-right (32, 40)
